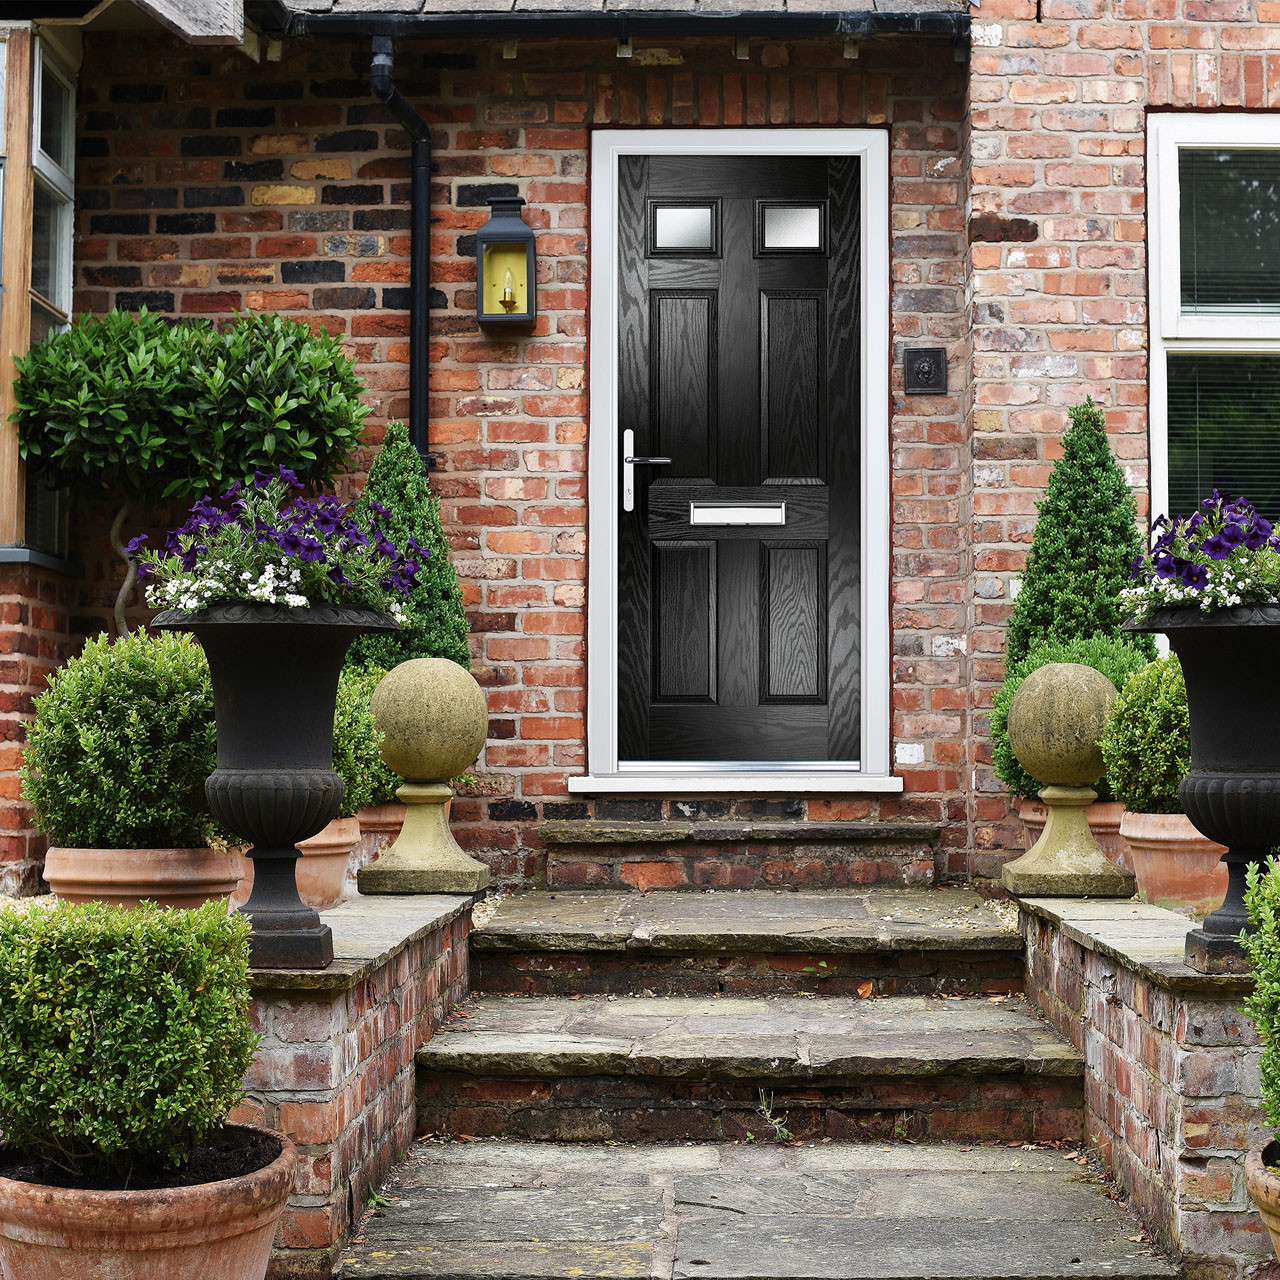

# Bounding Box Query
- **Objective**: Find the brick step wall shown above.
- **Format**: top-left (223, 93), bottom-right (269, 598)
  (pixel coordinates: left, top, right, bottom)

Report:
top-left (414, 993), bottom-right (1083, 1145)
top-left (541, 819), bottom-right (941, 890)
top-left (473, 945), bottom-right (1026, 998)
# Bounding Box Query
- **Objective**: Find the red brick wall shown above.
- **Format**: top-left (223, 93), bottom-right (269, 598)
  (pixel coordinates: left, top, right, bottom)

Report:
top-left (0, 565), bottom-right (76, 894)
top-left (66, 29), bottom-right (975, 887)
top-left (962, 0), bottom-right (1280, 871)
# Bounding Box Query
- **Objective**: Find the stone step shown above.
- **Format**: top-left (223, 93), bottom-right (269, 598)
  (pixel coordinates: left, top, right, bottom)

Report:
top-left (415, 993), bottom-right (1083, 1144)
top-left (342, 1140), bottom-right (1177, 1280)
top-left (473, 889), bottom-right (1024, 997)
top-left (542, 819), bottom-right (940, 891)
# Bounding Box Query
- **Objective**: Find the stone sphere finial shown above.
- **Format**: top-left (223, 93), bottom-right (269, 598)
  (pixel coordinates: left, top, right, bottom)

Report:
top-left (1008, 661), bottom-right (1117, 788)
top-left (370, 658), bottom-right (487, 783)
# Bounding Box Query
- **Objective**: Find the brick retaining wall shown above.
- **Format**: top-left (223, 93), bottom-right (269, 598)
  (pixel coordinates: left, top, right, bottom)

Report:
top-left (1020, 899), bottom-right (1270, 1279)
top-left (232, 896), bottom-right (471, 1280)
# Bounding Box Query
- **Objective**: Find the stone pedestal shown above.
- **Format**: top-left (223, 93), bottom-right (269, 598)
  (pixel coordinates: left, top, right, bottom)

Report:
top-left (359, 783), bottom-right (489, 895)
top-left (1002, 785), bottom-right (1134, 898)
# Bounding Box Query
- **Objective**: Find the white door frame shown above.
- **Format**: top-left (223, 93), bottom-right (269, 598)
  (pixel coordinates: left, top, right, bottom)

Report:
top-left (572, 127), bottom-right (899, 796)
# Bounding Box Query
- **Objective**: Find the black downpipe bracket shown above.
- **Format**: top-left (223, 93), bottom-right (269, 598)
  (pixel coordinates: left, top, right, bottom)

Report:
top-left (370, 36), bottom-right (432, 461)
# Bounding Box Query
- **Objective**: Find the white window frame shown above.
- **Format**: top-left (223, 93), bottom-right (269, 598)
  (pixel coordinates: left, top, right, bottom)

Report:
top-left (30, 38), bottom-right (74, 328)
top-left (573, 127), bottom-right (899, 796)
top-left (1149, 113), bottom-right (1280, 523)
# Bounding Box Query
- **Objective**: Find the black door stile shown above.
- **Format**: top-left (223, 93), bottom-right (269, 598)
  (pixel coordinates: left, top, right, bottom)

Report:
top-left (617, 152), bottom-right (862, 763)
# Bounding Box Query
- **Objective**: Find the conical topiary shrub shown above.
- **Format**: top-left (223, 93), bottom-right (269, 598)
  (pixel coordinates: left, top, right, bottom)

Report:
top-left (1005, 396), bottom-right (1156, 667)
top-left (345, 420), bottom-right (471, 671)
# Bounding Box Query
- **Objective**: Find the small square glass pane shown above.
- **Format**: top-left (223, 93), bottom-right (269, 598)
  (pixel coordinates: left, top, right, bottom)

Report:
top-left (39, 64), bottom-right (73, 173)
top-left (762, 204), bottom-right (823, 251)
top-left (31, 183), bottom-right (62, 304)
top-left (653, 205), bottom-right (713, 252)
top-left (1180, 148), bottom-right (1280, 314)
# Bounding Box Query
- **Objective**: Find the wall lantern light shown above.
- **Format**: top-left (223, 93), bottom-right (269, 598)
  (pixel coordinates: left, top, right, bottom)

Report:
top-left (476, 195), bottom-right (536, 328)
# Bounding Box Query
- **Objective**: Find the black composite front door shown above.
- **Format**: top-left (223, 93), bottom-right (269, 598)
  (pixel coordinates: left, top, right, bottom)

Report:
top-left (617, 153), bottom-right (862, 764)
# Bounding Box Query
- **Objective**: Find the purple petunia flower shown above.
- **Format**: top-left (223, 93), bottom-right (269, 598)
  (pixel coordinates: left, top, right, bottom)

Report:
top-left (1202, 534), bottom-right (1234, 561)
top-left (1181, 562), bottom-right (1209, 590)
top-left (125, 534), bottom-right (148, 555)
top-left (298, 538), bottom-right (326, 563)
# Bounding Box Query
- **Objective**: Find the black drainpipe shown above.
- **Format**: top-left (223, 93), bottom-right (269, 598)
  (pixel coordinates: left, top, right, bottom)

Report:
top-left (369, 36), bottom-right (432, 461)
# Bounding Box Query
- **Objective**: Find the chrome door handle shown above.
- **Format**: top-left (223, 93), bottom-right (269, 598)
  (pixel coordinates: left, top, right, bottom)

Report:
top-left (622, 429), bottom-right (672, 512)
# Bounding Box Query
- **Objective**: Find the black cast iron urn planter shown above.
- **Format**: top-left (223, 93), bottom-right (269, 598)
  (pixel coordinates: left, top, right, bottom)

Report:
top-left (154, 602), bottom-right (398, 969)
top-left (1127, 604), bottom-right (1280, 974)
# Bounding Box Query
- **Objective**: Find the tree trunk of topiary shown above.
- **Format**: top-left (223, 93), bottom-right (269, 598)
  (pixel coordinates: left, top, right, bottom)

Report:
top-left (109, 500), bottom-right (136, 638)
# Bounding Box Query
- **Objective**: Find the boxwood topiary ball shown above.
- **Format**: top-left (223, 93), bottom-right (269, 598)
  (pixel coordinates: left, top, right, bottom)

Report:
top-left (1008, 661), bottom-right (1117, 788)
top-left (370, 658), bottom-right (487, 784)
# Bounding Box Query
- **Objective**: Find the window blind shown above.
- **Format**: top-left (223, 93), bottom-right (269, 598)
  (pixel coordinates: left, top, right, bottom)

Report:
top-left (1180, 148), bottom-right (1280, 313)
top-left (1168, 354), bottom-right (1280, 519)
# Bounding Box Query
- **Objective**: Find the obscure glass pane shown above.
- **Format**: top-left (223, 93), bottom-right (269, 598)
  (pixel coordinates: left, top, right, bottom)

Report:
top-left (39, 62), bottom-right (72, 173)
top-left (31, 183), bottom-right (60, 303)
top-left (1180, 148), bottom-right (1280, 313)
top-left (1168, 354), bottom-right (1280, 518)
top-left (29, 298), bottom-right (63, 347)
top-left (653, 205), bottom-right (713, 251)
top-left (763, 204), bottom-right (823, 250)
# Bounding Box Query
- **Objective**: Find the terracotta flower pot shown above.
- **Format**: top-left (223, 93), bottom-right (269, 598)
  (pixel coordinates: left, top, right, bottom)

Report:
top-left (1247, 1143), bottom-right (1280, 1261)
top-left (231, 816), bottom-right (362, 913)
top-left (1018, 798), bottom-right (1132, 873)
top-left (43, 847), bottom-right (242, 909)
top-left (1120, 810), bottom-right (1229, 917)
top-left (0, 1124), bottom-right (296, 1280)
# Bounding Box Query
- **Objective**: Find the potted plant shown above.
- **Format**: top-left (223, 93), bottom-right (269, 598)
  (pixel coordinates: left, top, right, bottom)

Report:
top-left (990, 633), bottom-right (1150, 868)
top-left (1100, 655), bottom-right (1227, 915)
top-left (1124, 491), bottom-right (1280, 970)
top-left (1241, 859), bottom-right (1280, 1254)
top-left (138, 468), bottom-right (417, 969)
top-left (231, 664), bottom-right (400, 911)
top-left (0, 898), bottom-right (295, 1280)
top-left (21, 629), bottom-right (239, 907)
top-left (14, 308), bottom-right (369, 636)
top-left (345, 420), bottom-right (473, 853)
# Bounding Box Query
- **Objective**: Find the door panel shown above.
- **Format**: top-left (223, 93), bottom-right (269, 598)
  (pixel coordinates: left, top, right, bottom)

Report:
top-left (617, 153), bottom-right (861, 764)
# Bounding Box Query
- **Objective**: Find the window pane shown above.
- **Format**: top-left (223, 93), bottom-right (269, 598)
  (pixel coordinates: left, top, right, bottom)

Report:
top-left (1168, 354), bottom-right (1280, 518)
top-left (39, 61), bottom-right (72, 173)
top-left (30, 298), bottom-right (64, 347)
top-left (31, 183), bottom-right (62, 305)
top-left (653, 205), bottom-right (713, 251)
top-left (762, 204), bottom-right (823, 250)
top-left (1180, 149), bottom-right (1280, 313)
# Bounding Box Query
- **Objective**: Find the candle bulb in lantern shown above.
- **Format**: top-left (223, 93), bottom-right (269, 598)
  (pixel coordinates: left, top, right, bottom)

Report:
top-left (501, 268), bottom-right (517, 311)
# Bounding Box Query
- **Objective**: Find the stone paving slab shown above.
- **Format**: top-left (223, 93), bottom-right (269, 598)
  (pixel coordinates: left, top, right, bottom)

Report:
top-left (475, 889), bottom-right (1020, 954)
top-left (417, 994), bottom-right (1082, 1081)
top-left (341, 1142), bottom-right (1176, 1279)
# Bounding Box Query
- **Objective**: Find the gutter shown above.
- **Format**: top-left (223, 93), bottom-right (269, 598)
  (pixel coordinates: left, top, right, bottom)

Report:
top-left (369, 35), bottom-right (433, 461)
top-left (276, 8), bottom-right (967, 39)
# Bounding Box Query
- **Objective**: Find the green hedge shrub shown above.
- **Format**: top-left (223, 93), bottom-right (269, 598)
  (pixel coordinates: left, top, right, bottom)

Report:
top-left (333, 665), bottom-right (400, 816)
top-left (990, 634), bottom-right (1151, 802)
top-left (1005, 397), bottom-right (1155, 667)
top-left (20, 631), bottom-right (219, 849)
top-left (346, 420), bottom-right (471, 672)
top-left (1100, 656), bottom-right (1190, 815)
top-left (0, 899), bottom-right (256, 1182)
top-left (15, 309), bottom-right (368, 503)
top-left (1244, 859), bottom-right (1280, 1134)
